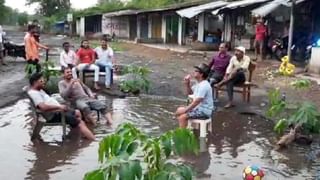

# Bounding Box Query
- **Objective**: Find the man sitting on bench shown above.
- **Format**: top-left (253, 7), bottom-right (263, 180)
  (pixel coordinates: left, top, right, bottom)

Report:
top-left (72, 40), bottom-right (100, 90)
top-left (216, 46), bottom-right (250, 108)
top-left (59, 67), bottom-right (113, 125)
top-left (95, 38), bottom-right (115, 89)
top-left (27, 72), bottom-right (95, 141)
top-left (175, 63), bottom-right (214, 128)
top-left (60, 42), bottom-right (77, 69)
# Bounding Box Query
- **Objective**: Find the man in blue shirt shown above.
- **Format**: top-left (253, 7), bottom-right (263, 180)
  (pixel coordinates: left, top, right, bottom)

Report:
top-left (175, 63), bottom-right (214, 128)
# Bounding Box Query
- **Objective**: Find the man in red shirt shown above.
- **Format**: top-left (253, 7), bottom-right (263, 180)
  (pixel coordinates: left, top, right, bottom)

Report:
top-left (254, 18), bottom-right (267, 61)
top-left (72, 40), bottom-right (100, 90)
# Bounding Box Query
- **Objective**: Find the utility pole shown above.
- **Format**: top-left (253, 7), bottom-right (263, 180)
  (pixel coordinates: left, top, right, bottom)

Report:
top-left (287, 0), bottom-right (296, 62)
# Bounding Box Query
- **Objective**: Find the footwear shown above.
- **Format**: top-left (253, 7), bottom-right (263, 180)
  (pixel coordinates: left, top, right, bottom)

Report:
top-left (31, 134), bottom-right (44, 142)
top-left (224, 103), bottom-right (235, 109)
top-left (105, 85), bottom-right (111, 89)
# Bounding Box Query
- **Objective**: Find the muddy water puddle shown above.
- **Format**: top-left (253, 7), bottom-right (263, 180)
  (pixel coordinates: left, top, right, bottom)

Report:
top-left (0, 96), bottom-right (319, 180)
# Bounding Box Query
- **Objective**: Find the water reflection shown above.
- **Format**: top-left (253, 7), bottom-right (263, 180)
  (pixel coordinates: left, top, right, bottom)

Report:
top-left (26, 139), bottom-right (91, 180)
top-left (0, 97), bottom-right (319, 179)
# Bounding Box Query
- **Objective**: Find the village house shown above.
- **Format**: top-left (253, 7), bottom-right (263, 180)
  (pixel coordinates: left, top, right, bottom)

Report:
top-left (74, 0), bottom-right (317, 55)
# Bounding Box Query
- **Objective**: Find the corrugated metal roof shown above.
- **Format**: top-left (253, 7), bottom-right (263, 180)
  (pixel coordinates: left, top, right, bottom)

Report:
top-left (251, 0), bottom-right (308, 17)
top-left (251, 0), bottom-right (286, 17)
top-left (176, 1), bottom-right (228, 18)
top-left (102, 9), bottom-right (141, 17)
top-left (138, 0), bottom-right (206, 14)
top-left (281, 0), bottom-right (308, 7)
top-left (212, 0), bottom-right (271, 15)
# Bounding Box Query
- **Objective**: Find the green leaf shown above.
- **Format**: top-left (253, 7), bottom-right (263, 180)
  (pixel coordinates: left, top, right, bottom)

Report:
top-left (84, 169), bottom-right (105, 180)
top-left (176, 164), bottom-right (194, 180)
top-left (274, 118), bottom-right (288, 134)
top-left (127, 141), bottom-right (139, 155)
top-left (159, 135), bottom-right (172, 158)
top-left (154, 172), bottom-right (170, 180)
top-left (119, 161), bottom-right (142, 180)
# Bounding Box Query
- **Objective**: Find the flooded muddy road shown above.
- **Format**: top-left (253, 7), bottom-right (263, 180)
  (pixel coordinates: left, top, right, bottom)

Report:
top-left (1, 96), bottom-right (319, 180)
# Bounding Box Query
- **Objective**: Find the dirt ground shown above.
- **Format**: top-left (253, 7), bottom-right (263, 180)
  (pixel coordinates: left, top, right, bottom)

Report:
top-left (1, 29), bottom-right (320, 111)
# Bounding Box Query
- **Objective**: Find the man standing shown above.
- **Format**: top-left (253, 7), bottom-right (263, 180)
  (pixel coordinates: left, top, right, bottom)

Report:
top-left (254, 18), bottom-right (267, 61)
top-left (24, 25), bottom-right (49, 73)
top-left (95, 38), bottom-right (115, 89)
top-left (208, 43), bottom-right (231, 86)
top-left (216, 46), bottom-right (250, 108)
top-left (60, 42), bottom-right (77, 68)
top-left (175, 63), bottom-right (214, 128)
top-left (59, 67), bottom-right (113, 125)
top-left (27, 72), bottom-right (95, 141)
top-left (72, 40), bottom-right (100, 90)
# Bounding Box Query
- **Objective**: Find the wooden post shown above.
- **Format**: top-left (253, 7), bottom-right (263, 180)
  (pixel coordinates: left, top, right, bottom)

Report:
top-left (287, 0), bottom-right (296, 62)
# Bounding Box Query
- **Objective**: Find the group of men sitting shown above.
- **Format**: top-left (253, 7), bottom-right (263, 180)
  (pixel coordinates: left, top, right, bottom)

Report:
top-left (27, 38), bottom-right (116, 141)
top-left (26, 39), bottom-right (251, 140)
top-left (60, 39), bottom-right (115, 90)
top-left (28, 67), bottom-right (114, 141)
top-left (175, 43), bottom-right (251, 128)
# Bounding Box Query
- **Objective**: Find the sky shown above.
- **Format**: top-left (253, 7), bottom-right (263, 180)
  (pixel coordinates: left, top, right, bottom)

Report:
top-left (5, 0), bottom-right (98, 14)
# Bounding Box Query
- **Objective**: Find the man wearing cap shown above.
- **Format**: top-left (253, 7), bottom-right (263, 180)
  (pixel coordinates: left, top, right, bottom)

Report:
top-left (175, 63), bottom-right (214, 128)
top-left (216, 46), bottom-right (250, 108)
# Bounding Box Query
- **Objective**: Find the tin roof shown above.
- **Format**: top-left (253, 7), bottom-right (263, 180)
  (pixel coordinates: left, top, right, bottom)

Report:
top-left (177, 1), bottom-right (228, 18)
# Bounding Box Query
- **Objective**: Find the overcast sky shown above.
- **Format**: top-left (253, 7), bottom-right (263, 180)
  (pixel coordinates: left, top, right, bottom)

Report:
top-left (5, 0), bottom-right (98, 14)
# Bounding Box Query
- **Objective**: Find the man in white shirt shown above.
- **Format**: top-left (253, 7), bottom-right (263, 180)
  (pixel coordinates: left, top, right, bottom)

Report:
top-left (216, 46), bottom-right (251, 108)
top-left (95, 38), bottom-right (115, 89)
top-left (60, 42), bottom-right (77, 68)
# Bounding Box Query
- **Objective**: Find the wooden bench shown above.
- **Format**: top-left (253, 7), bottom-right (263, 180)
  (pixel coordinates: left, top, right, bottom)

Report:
top-left (23, 86), bottom-right (67, 141)
top-left (214, 61), bottom-right (257, 103)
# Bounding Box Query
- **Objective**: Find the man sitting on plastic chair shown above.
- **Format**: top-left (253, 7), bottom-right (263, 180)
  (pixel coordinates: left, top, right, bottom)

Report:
top-left (175, 63), bottom-right (214, 128)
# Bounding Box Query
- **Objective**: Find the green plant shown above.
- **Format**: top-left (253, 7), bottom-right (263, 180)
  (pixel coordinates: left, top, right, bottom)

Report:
top-left (266, 88), bottom-right (286, 118)
top-left (267, 88), bottom-right (320, 134)
top-left (41, 60), bottom-right (60, 81)
top-left (25, 63), bottom-right (38, 78)
top-left (288, 102), bottom-right (320, 133)
top-left (290, 79), bottom-right (311, 90)
top-left (84, 123), bottom-right (199, 180)
top-left (119, 65), bottom-right (151, 94)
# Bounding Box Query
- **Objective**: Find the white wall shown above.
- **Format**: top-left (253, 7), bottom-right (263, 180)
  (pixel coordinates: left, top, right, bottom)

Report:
top-left (161, 15), bottom-right (166, 43)
top-left (198, 13), bottom-right (204, 42)
top-left (148, 15), bottom-right (152, 38)
top-left (178, 17), bottom-right (185, 45)
top-left (76, 19), bottom-right (80, 35)
top-left (102, 15), bottom-right (130, 38)
top-left (80, 17), bottom-right (85, 37)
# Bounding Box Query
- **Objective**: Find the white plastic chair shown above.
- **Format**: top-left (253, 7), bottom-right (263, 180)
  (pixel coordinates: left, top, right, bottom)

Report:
top-left (187, 94), bottom-right (212, 138)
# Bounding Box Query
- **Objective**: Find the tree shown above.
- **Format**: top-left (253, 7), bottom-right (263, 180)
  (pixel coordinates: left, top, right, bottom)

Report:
top-left (0, 0), bottom-right (10, 23)
top-left (26, 0), bottom-right (71, 16)
top-left (17, 12), bottom-right (29, 26)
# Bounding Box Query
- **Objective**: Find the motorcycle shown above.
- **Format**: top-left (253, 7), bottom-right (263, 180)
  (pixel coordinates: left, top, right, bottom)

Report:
top-left (271, 36), bottom-right (312, 63)
top-left (3, 37), bottom-right (26, 59)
